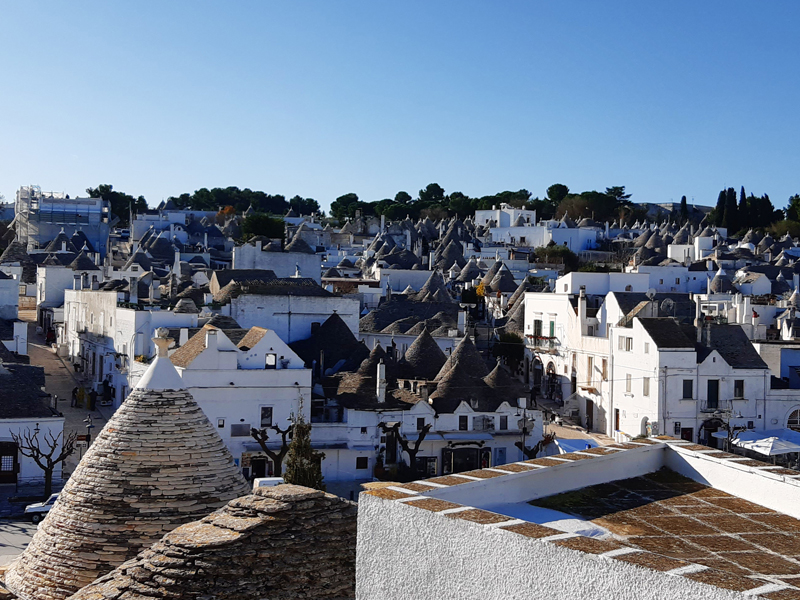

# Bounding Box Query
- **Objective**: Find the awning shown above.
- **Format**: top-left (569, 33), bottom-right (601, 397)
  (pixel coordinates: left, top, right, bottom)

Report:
top-left (710, 429), bottom-right (800, 456)
top-left (442, 432), bottom-right (494, 441)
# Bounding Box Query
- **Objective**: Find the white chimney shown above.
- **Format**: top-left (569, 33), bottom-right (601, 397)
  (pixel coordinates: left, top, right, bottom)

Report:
top-left (129, 277), bottom-right (138, 304)
top-left (73, 274), bottom-right (81, 290)
top-left (179, 328), bottom-right (189, 347)
top-left (205, 329), bottom-right (218, 352)
top-left (91, 275), bottom-right (99, 291)
top-left (458, 310), bottom-right (467, 333)
top-left (376, 360), bottom-right (387, 404)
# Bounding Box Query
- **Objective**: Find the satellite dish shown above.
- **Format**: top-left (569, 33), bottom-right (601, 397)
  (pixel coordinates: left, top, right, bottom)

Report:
top-left (661, 298), bottom-right (675, 314)
top-left (646, 288), bottom-right (656, 300)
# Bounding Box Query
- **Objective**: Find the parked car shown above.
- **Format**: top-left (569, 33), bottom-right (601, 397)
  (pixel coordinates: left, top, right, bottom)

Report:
top-left (24, 493), bottom-right (59, 523)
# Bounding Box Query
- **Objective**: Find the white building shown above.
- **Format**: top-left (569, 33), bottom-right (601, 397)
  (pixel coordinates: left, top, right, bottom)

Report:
top-left (474, 204), bottom-right (536, 228)
top-left (232, 240), bottom-right (322, 282)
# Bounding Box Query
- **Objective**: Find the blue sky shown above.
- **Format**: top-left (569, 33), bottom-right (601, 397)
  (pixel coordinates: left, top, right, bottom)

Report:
top-left (1, 1), bottom-right (798, 211)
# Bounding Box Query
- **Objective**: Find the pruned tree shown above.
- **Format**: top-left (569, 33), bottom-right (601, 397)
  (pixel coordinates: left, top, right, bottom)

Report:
top-left (283, 413), bottom-right (326, 491)
top-left (515, 431), bottom-right (556, 460)
top-left (379, 421), bottom-right (432, 480)
top-left (11, 428), bottom-right (77, 498)
top-left (249, 424), bottom-right (293, 477)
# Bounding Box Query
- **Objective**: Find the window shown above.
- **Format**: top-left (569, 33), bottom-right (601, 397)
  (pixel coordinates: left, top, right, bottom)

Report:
top-left (533, 319), bottom-right (542, 340)
top-left (587, 357), bottom-right (594, 386)
top-left (356, 457), bottom-right (369, 470)
top-left (473, 416), bottom-right (495, 431)
top-left (19, 284), bottom-right (26, 295)
top-left (499, 416), bottom-right (508, 430)
top-left (659, 279), bottom-right (664, 285)
top-left (230, 423), bottom-right (251, 437)
top-left (682, 380), bottom-right (693, 399)
top-left (625, 285), bottom-right (632, 292)
top-left (416, 417), bottom-right (426, 431)
top-left (644, 342), bottom-right (649, 354)
top-left (626, 374), bottom-right (632, 393)
top-left (789, 409), bottom-right (800, 432)
top-left (217, 418), bottom-right (225, 429)
top-left (587, 325), bottom-right (594, 336)
top-left (519, 236), bottom-right (525, 244)
top-left (675, 278), bottom-right (681, 285)
top-left (602, 359), bottom-right (608, 381)
top-left (260, 407), bottom-right (273, 427)
top-left (734, 380), bottom-right (744, 399)
top-left (265, 353), bottom-right (277, 369)
top-left (458, 415), bottom-right (468, 431)
top-left (618, 336), bottom-right (633, 351)
top-left (643, 377), bottom-right (650, 397)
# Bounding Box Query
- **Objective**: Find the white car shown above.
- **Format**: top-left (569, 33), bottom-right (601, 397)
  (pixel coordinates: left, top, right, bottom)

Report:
top-left (24, 493), bottom-right (59, 523)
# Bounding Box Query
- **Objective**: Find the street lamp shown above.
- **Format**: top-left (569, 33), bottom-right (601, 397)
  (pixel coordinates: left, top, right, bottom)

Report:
top-left (83, 414), bottom-right (95, 446)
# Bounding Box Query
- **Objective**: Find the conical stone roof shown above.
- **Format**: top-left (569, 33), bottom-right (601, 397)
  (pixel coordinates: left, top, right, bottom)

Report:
top-left (434, 335), bottom-right (489, 382)
top-left (400, 328), bottom-right (447, 380)
top-left (455, 258), bottom-right (482, 283)
top-left (5, 331), bottom-right (250, 600)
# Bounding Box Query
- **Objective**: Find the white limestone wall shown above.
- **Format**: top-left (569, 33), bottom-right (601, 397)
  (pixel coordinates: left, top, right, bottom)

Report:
top-left (230, 294), bottom-right (359, 342)
top-left (0, 277), bottom-right (19, 320)
top-left (231, 247), bottom-right (322, 282)
top-left (356, 492), bottom-right (746, 600)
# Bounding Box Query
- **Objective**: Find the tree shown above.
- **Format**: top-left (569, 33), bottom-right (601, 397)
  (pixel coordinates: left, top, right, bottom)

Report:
top-left (546, 184), bottom-right (570, 205)
top-left (722, 187), bottom-right (738, 232)
top-left (288, 196), bottom-right (320, 215)
top-left (515, 431), bottom-right (556, 460)
top-left (282, 413), bottom-right (325, 491)
top-left (215, 205), bottom-right (237, 225)
top-left (241, 214), bottom-right (285, 241)
top-left (605, 186), bottom-right (632, 203)
top-left (492, 332), bottom-right (525, 372)
top-left (329, 193), bottom-right (360, 224)
top-left (418, 183), bottom-right (446, 204)
top-left (712, 189), bottom-right (726, 226)
top-left (786, 194), bottom-right (800, 222)
top-left (86, 184), bottom-right (147, 225)
top-left (738, 187), bottom-right (749, 227)
top-left (249, 424), bottom-right (293, 477)
top-left (534, 244), bottom-right (579, 273)
top-left (11, 428), bottom-right (77, 498)
top-left (679, 196), bottom-right (689, 223)
top-left (378, 421), bottom-right (432, 481)
top-left (394, 191), bottom-right (412, 205)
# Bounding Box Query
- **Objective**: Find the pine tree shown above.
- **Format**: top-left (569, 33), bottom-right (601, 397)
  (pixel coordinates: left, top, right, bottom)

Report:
top-left (722, 187), bottom-right (738, 232)
top-left (738, 186), bottom-right (749, 227)
top-left (679, 195), bottom-right (688, 223)
top-left (283, 413), bottom-right (326, 491)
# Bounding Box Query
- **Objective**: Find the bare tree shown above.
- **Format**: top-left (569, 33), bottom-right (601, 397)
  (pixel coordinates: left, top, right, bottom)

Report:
top-left (11, 428), bottom-right (77, 498)
top-left (515, 431), bottom-right (557, 460)
top-left (249, 424), bottom-right (293, 477)
top-left (379, 421), bottom-right (432, 480)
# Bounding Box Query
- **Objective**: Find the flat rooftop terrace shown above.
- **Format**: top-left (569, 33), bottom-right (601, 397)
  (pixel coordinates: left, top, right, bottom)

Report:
top-left (359, 438), bottom-right (800, 600)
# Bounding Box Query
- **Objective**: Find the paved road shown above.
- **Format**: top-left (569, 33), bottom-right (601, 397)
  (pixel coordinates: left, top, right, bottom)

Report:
top-left (24, 324), bottom-right (110, 475)
top-left (0, 519), bottom-right (36, 566)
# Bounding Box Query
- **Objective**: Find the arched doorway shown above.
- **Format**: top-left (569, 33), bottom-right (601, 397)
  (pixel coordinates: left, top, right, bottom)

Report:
top-left (699, 418), bottom-right (724, 449)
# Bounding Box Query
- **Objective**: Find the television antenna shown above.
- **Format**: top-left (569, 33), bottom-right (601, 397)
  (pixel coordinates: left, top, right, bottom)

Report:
top-left (646, 288), bottom-right (656, 300)
top-left (661, 298), bottom-right (675, 316)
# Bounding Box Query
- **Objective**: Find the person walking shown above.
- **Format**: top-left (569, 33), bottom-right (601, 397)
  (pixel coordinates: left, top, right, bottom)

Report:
top-left (71, 387), bottom-right (78, 408)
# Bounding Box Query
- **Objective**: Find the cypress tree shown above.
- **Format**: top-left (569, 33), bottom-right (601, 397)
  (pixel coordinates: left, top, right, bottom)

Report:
top-left (738, 186), bottom-right (749, 227)
top-left (722, 187), bottom-right (738, 232)
top-left (283, 413), bottom-right (326, 491)
top-left (679, 195), bottom-right (688, 223)
top-left (714, 190), bottom-right (726, 226)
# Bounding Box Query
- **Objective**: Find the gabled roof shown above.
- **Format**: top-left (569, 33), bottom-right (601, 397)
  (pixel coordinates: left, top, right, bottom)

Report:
top-left (697, 324), bottom-right (768, 369)
top-left (638, 318), bottom-right (696, 349)
top-left (290, 313), bottom-right (367, 371)
top-left (212, 269), bottom-right (277, 289)
top-left (0, 363), bottom-right (53, 418)
top-left (68, 250), bottom-right (100, 272)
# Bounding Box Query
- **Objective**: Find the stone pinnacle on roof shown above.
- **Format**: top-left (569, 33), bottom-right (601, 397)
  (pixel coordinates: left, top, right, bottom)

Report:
top-left (5, 330), bottom-right (250, 600)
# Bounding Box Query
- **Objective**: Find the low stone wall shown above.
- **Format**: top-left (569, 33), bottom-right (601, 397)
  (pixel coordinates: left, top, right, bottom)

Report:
top-left (69, 484), bottom-right (357, 600)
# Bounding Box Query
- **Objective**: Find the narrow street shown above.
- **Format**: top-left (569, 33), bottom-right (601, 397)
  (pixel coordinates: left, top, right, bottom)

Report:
top-left (21, 318), bottom-right (110, 476)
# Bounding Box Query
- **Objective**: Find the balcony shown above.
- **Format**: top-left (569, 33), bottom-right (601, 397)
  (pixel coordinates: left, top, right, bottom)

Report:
top-left (699, 399), bottom-right (745, 416)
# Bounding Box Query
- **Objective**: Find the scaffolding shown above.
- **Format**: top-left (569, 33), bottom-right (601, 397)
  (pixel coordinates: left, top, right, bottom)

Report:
top-left (14, 186), bottom-right (111, 257)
